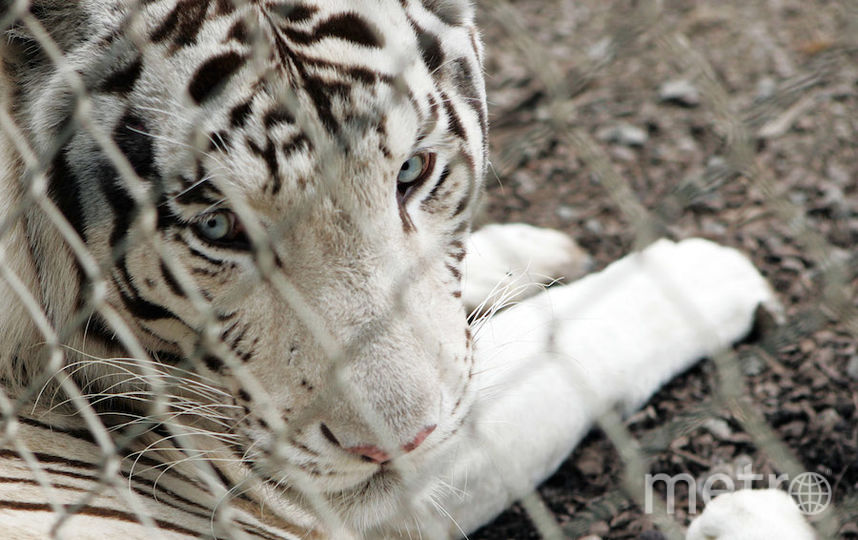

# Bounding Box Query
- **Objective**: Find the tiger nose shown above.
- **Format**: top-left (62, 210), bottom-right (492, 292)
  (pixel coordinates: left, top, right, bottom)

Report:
top-left (344, 444), bottom-right (392, 464)
top-left (321, 424), bottom-right (437, 464)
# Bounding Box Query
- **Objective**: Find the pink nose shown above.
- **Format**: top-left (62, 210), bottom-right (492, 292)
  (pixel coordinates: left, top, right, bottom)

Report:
top-left (345, 444), bottom-right (392, 464)
top-left (402, 424), bottom-right (436, 452)
top-left (343, 425), bottom-right (437, 464)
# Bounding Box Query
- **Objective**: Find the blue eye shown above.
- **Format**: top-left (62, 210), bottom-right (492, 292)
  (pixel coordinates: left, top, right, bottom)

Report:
top-left (398, 154), bottom-right (427, 184)
top-left (192, 211), bottom-right (251, 250)
top-left (196, 212), bottom-right (234, 241)
top-left (397, 152), bottom-right (435, 200)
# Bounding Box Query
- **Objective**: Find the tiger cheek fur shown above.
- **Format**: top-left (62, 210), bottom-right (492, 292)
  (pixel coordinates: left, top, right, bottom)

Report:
top-left (0, 0), bottom-right (486, 532)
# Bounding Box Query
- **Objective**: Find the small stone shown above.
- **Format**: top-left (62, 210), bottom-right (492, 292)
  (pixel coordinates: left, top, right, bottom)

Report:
top-left (818, 408), bottom-right (842, 432)
top-left (788, 191), bottom-right (807, 205)
top-left (597, 123), bottom-right (649, 147)
top-left (703, 418), bottom-right (732, 440)
top-left (556, 205), bottom-right (578, 221)
top-left (610, 145), bottom-right (638, 162)
top-left (512, 170), bottom-right (538, 195)
top-left (780, 420), bottom-right (806, 438)
top-left (585, 219), bottom-right (603, 234)
top-left (706, 155), bottom-right (726, 168)
top-left (587, 37), bottom-right (613, 61)
top-left (847, 356), bottom-right (858, 380)
top-left (575, 448), bottom-right (605, 476)
top-left (702, 219), bottom-right (728, 237)
top-left (741, 355), bottom-right (765, 376)
top-left (755, 77), bottom-right (777, 101)
top-left (676, 136), bottom-right (697, 153)
top-left (659, 79), bottom-right (701, 107)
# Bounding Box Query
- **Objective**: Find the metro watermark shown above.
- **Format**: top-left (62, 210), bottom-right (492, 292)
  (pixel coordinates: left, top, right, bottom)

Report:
top-left (644, 465), bottom-right (831, 516)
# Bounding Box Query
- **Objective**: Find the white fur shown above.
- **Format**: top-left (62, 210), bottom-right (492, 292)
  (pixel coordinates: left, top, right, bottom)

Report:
top-left (462, 223), bottom-right (592, 313)
top-left (0, 1), bottom-right (787, 536)
top-left (687, 489), bottom-right (816, 540)
top-left (0, 227), bottom-right (780, 538)
top-left (375, 236), bottom-right (779, 537)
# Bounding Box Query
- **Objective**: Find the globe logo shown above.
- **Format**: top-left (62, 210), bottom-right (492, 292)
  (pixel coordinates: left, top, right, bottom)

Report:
top-left (788, 472), bottom-right (831, 515)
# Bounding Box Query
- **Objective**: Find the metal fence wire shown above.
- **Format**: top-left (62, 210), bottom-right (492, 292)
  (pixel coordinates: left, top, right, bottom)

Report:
top-left (0, 0), bottom-right (856, 539)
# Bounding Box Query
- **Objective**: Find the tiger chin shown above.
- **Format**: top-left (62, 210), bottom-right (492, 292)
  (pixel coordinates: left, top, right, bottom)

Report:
top-left (0, 0), bottom-right (782, 539)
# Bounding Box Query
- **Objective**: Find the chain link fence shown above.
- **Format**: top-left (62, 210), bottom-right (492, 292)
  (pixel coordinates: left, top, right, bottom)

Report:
top-left (476, 1), bottom-right (856, 538)
top-left (0, 0), bottom-right (855, 539)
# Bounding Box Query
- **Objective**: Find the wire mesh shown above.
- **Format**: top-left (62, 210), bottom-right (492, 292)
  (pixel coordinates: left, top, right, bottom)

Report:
top-left (0, 0), bottom-right (855, 539)
top-left (477, 1), bottom-right (856, 538)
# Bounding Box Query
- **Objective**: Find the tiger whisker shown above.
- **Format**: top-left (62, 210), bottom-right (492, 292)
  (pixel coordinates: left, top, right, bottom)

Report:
top-left (52, 351), bottom-right (233, 399)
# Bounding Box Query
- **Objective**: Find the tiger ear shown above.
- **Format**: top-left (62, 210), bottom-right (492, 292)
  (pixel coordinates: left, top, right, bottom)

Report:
top-left (421, 0), bottom-right (475, 26)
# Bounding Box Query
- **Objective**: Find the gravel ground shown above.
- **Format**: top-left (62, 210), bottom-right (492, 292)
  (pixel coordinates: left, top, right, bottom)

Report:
top-left (470, 1), bottom-right (858, 538)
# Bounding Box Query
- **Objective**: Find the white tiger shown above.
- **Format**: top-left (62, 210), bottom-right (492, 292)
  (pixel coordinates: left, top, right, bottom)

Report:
top-left (0, 0), bottom-right (790, 538)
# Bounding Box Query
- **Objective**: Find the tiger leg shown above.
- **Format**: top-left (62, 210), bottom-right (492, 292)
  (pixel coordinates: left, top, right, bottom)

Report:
top-left (439, 238), bottom-right (777, 536)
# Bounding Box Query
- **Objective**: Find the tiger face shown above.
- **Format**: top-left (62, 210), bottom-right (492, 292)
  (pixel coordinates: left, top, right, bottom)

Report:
top-left (2, 0), bottom-right (487, 530)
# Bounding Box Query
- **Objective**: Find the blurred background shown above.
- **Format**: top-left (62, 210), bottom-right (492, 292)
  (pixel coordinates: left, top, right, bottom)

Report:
top-left (472, 1), bottom-right (858, 538)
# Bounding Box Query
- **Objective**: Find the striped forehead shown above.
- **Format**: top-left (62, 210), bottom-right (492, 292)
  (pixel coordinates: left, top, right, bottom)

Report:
top-left (111, 0), bottom-right (486, 203)
top-left (132, 0), bottom-right (482, 117)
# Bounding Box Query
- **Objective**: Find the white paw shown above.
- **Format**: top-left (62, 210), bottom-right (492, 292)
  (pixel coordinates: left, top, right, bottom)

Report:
top-left (477, 237), bottom-right (780, 415)
top-left (639, 238), bottom-right (784, 341)
top-left (462, 223), bottom-right (592, 314)
top-left (686, 489), bottom-right (816, 540)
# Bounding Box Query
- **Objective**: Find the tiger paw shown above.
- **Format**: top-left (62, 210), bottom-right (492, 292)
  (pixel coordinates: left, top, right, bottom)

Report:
top-left (462, 223), bottom-right (592, 314)
top-left (686, 489), bottom-right (816, 540)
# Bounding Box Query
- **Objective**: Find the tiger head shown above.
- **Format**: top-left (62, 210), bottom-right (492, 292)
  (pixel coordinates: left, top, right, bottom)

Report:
top-left (0, 0), bottom-right (486, 531)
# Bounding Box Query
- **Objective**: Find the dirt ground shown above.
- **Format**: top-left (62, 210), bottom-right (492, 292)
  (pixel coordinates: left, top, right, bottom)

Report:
top-left (470, 1), bottom-right (858, 538)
